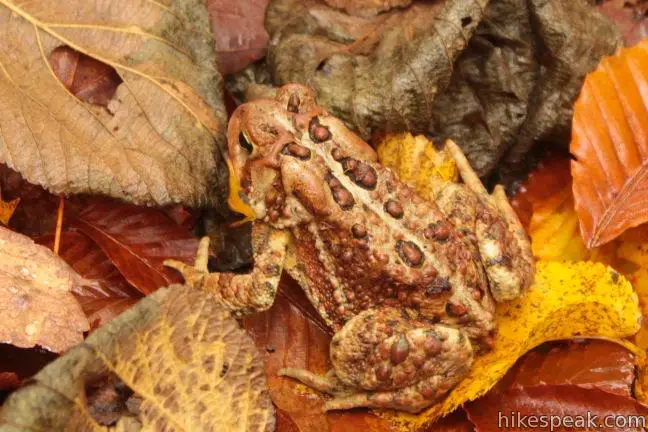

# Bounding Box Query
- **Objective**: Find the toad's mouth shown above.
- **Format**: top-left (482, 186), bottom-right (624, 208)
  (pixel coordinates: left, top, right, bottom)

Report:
top-left (227, 157), bottom-right (257, 226)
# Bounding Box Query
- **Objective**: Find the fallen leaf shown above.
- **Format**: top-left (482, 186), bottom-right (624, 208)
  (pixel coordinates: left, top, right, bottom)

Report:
top-left (571, 39), bottom-right (648, 248)
top-left (0, 198), bottom-right (19, 225)
top-left (465, 340), bottom-right (643, 431)
top-left (0, 285), bottom-right (275, 431)
top-left (497, 341), bottom-right (636, 397)
top-left (598, 0), bottom-right (648, 47)
top-left (73, 199), bottom-right (199, 295)
top-left (0, 0), bottom-right (229, 208)
top-left (49, 45), bottom-right (122, 107)
top-left (36, 231), bottom-right (142, 329)
top-left (323, 0), bottom-right (413, 16)
top-left (208, 0), bottom-right (270, 75)
top-left (376, 133), bottom-right (458, 199)
top-left (468, 386), bottom-right (648, 431)
top-left (382, 261), bottom-right (641, 429)
top-left (253, 0), bottom-right (621, 176)
top-left (0, 226), bottom-right (89, 353)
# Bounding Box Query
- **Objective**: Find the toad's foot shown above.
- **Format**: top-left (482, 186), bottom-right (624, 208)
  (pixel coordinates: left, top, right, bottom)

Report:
top-left (444, 140), bottom-right (534, 302)
top-left (279, 308), bottom-right (473, 413)
top-left (164, 236), bottom-right (210, 289)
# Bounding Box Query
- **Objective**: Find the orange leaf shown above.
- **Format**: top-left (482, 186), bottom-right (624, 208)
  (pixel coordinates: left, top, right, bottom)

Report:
top-left (571, 40), bottom-right (648, 248)
top-left (0, 198), bottom-right (19, 226)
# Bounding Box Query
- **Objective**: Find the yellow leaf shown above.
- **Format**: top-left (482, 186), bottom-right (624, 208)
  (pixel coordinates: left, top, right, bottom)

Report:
top-left (377, 133), bottom-right (458, 199)
top-left (0, 285), bottom-right (275, 431)
top-left (382, 261), bottom-right (641, 429)
top-left (0, 198), bottom-right (19, 225)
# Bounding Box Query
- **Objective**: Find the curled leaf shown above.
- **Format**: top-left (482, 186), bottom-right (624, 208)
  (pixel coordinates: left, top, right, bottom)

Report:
top-left (0, 226), bottom-right (89, 353)
top-left (383, 261), bottom-right (641, 429)
top-left (0, 285), bottom-right (275, 431)
top-left (0, 0), bottom-right (228, 207)
top-left (571, 40), bottom-right (648, 248)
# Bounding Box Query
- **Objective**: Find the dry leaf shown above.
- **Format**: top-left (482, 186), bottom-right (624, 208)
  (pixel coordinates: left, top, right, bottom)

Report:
top-left (571, 40), bottom-right (648, 248)
top-left (0, 198), bottom-right (19, 226)
top-left (382, 261), bottom-right (641, 429)
top-left (73, 200), bottom-right (199, 295)
top-left (598, 0), bottom-right (648, 47)
top-left (0, 285), bottom-right (275, 431)
top-left (0, 0), bottom-right (228, 208)
top-left (256, 0), bottom-right (620, 176)
top-left (0, 226), bottom-right (89, 353)
top-left (208, 0), bottom-right (270, 75)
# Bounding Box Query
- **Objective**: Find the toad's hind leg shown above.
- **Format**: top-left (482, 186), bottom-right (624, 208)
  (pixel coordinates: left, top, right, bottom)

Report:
top-left (444, 140), bottom-right (534, 301)
top-left (279, 307), bottom-right (473, 413)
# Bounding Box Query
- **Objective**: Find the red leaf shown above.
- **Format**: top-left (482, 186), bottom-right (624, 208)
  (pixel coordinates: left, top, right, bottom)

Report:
top-left (73, 199), bottom-right (198, 295)
top-left (467, 386), bottom-right (648, 431)
top-left (36, 231), bottom-right (142, 328)
top-left (207, 0), bottom-right (270, 74)
top-left (49, 46), bottom-right (122, 107)
top-left (466, 341), bottom-right (645, 431)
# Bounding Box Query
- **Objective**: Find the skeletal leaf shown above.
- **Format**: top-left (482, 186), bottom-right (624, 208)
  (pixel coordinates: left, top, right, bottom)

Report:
top-left (383, 261), bottom-right (641, 429)
top-left (0, 0), bottom-right (228, 207)
top-left (0, 226), bottom-right (89, 353)
top-left (0, 285), bottom-right (275, 432)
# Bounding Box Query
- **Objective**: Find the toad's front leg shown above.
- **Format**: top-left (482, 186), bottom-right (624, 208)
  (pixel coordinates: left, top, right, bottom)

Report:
top-left (164, 223), bottom-right (289, 316)
top-left (279, 307), bottom-right (473, 413)
top-left (444, 141), bottom-right (534, 302)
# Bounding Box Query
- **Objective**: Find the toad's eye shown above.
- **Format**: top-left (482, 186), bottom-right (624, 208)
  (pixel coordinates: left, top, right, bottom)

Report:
top-left (239, 132), bottom-right (253, 154)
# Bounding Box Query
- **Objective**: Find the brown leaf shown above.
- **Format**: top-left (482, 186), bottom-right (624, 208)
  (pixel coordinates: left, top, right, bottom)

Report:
top-left (243, 277), bottom-right (395, 432)
top-left (254, 0), bottom-right (620, 176)
top-left (466, 341), bottom-right (645, 431)
top-left (73, 200), bottom-right (199, 295)
top-left (598, 0), bottom-right (648, 47)
top-left (0, 0), bottom-right (229, 208)
top-left (0, 227), bottom-right (89, 353)
top-left (0, 285), bottom-right (275, 431)
top-left (323, 0), bottom-right (413, 16)
top-left (571, 40), bottom-right (648, 247)
top-left (49, 46), bottom-right (122, 107)
top-left (208, 0), bottom-right (270, 75)
top-left (36, 231), bottom-right (142, 328)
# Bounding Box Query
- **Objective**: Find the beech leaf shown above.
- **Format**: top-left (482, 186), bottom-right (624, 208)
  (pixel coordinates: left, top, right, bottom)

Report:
top-left (0, 285), bottom-right (275, 432)
top-left (465, 341), bottom-right (646, 431)
top-left (571, 40), bottom-right (648, 248)
top-left (0, 0), bottom-right (228, 207)
top-left (73, 200), bottom-right (199, 295)
top-left (36, 231), bottom-right (142, 329)
top-left (0, 226), bottom-right (89, 353)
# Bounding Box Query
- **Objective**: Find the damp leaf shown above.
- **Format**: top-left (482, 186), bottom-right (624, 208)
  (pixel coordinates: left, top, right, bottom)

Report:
top-left (0, 285), bottom-right (275, 432)
top-left (0, 0), bottom-right (228, 207)
top-left (571, 40), bottom-right (648, 248)
top-left (0, 226), bottom-right (88, 353)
